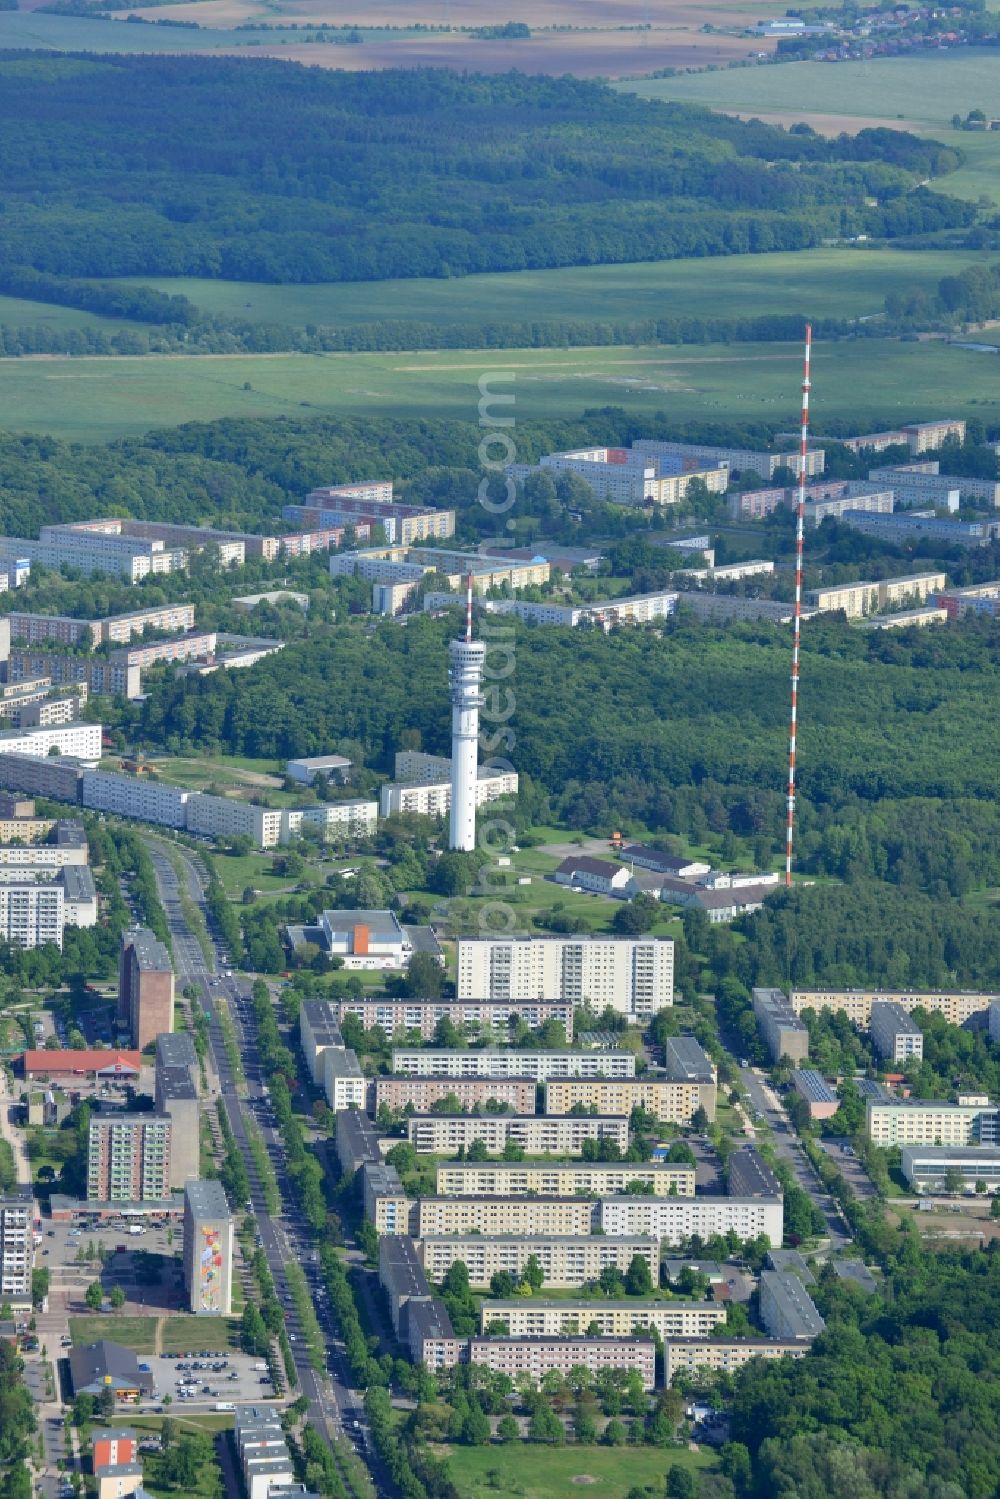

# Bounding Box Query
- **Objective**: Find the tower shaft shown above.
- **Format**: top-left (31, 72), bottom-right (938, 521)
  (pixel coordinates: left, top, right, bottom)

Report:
top-left (449, 638), bottom-right (485, 851)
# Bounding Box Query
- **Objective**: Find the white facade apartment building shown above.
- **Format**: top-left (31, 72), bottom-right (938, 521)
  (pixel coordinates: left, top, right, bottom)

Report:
top-left (0, 877), bottom-right (64, 949)
top-left (866, 1099), bottom-right (999, 1148)
top-left (417, 1234), bottom-right (659, 1288)
top-left (598, 1194), bottom-right (784, 1247)
top-left (435, 1161), bottom-right (696, 1198)
top-left (184, 793), bottom-right (284, 849)
top-left (0, 720), bottom-right (101, 764)
top-left (405, 1113), bottom-right (630, 1156)
top-left (17, 527), bottom-right (185, 581)
top-left (456, 936), bottom-right (674, 1018)
top-left (282, 800), bottom-right (378, 842)
top-left (390, 1047), bottom-right (635, 1080)
top-left (467, 1335), bottom-right (657, 1392)
top-left (480, 1298), bottom-right (726, 1340)
top-left (415, 1196), bottom-right (597, 1238)
top-left (379, 768), bottom-right (517, 820)
top-left (81, 770), bottom-right (191, 829)
top-left (97, 603), bottom-right (197, 644)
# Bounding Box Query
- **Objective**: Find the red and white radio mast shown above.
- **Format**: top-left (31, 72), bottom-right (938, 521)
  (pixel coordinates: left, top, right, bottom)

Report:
top-left (785, 324), bottom-right (812, 889)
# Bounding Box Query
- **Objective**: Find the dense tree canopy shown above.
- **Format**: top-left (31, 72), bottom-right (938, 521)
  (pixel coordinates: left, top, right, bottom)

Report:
top-left (0, 56), bottom-right (968, 288)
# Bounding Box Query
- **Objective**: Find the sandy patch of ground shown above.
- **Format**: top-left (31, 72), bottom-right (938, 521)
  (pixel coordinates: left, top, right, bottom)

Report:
top-left (723, 107), bottom-right (927, 135)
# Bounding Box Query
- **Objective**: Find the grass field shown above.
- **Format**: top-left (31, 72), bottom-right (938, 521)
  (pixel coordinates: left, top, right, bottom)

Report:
top-left (442, 1443), bottom-right (717, 1499)
top-left (109, 246), bottom-right (989, 333)
top-left (69, 1314), bottom-right (158, 1352)
top-left (618, 47), bottom-right (1000, 125)
top-left (159, 1315), bottom-right (237, 1352)
top-left (4, 337), bottom-right (998, 443)
top-left (0, 293), bottom-right (143, 335)
top-left (210, 851), bottom-right (302, 898)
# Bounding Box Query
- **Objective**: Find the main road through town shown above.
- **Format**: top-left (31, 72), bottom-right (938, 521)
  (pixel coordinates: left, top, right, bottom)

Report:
top-left (143, 835), bottom-right (394, 1497)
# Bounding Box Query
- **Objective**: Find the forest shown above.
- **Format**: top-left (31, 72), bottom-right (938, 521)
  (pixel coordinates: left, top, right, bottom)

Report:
top-left (0, 56), bottom-right (969, 289)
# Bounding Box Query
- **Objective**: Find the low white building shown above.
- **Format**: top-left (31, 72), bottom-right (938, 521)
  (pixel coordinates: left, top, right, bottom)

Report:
top-left (285, 754), bottom-right (352, 785)
top-left (554, 856), bottom-right (632, 896)
top-left (318, 908), bottom-right (411, 969)
top-left (0, 720), bottom-right (101, 766)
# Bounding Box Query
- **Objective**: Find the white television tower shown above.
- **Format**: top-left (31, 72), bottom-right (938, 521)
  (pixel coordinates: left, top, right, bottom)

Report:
top-left (448, 574), bottom-right (485, 852)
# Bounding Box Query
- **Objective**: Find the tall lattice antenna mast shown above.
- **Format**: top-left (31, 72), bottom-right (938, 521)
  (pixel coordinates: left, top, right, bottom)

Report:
top-left (785, 323), bottom-right (812, 889)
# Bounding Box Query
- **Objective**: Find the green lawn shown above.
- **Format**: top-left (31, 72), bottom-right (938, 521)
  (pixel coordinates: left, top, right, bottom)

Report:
top-left (159, 1315), bottom-right (238, 1352)
top-left (211, 851), bottom-right (301, 898)
top-left (0, 292), bottom-right (146, 335)
top-left (442, 1443), bottom-right (717, 1499)
top-left (108, 245), bottom-right (984, 331)
top-left (5, 336), bottom-right (1000, 444)
top-left (68, 1315), bottom-right (158, 1352)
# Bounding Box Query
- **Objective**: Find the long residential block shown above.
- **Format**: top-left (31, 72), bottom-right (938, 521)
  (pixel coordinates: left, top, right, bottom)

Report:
top-left (435, 1161), bottom-right (695, 1198)
top-left (0, 720), bottom-right (101, 764)
top-left (6, 650), bottom-right (141, 699)
top-left (299, 999), bottom-right (345, 1087)
top-left (417, 1233), bottom-right (659, 1288)
top-left (480, 1299), bottom-right (727, 1340)
top-left (82, 770), bottom-right (190, 829)
top-left (373, 1075), bottom-right (537, 1116)
top-left (792, 989), bottom-right (998, 1027)
top-left (544, 1076), bottom-right (716, 1125)
top-left (378, 1233), bottom-right (432, 1336)
top-left (406, 1112), bottom-right (629, 1156)
top-left (416, 1196), bottom-right (596, 1238)
top-left (662, 1337), bottom-right (811, 1386)
top-left (456, 936), bottom-right (674, 1018)
top-left (334, 1107), bottom-right (382, 1177)
top-left (598, 1194), bottom-right (784, 1247)
top-left (467, 1335), bottom-right (656, 1390)
top-left (333, 997), bottom-right (576, 1041)
top-left (389, 1047), bottom-right (634, 1080)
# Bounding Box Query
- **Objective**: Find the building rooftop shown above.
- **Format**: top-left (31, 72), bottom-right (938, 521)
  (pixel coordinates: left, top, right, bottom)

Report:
top-left (155, 1032), bottom-right (198, 1071)
top-left (300, 1000), bottom-right (344, 1046)
top-left (325, 1049), bottom-right (363, 1080)
top-left (54, 820), bottom-right (87, 846)
top-left (854, 1078), bottom-right (892, 1103)
top-left (401, 925), bottom-right (443, 957)
top-left (792, 1070), bottom-right (839, 1104)
top-left (727, 1146), bottom-right (782, 1199)
top-left (335, 1108), bottom-right (382, 1164)
top-left (870, 1001), bottom-right (923, 1035)
top-left (765, 1248), bottom-right (816, 1284)
top-left (378, 1235), bottom-right (431, 1302)
top-left (124, 928), bottom-right (172, 973)
top-left (21, 1049), bottom-right (141, 1076)
top-left (321, 909), bottom-right (405, 942)
top-left (363, 1163), bottom-right (404, 1197)
top-left (406, 1297), bottom-right (457, 1342)
top-left (662, 1035), bottom-right (715, 1084)
top-left (155, 1063), bottom-right (196, 1101)
top-left (831, 1260), bottom-right (879, 1295)
top-left (287, 755), bottom-right (352, 772)
top-left (760, 1270), bottom-right (825, 1339)
top-left (184, 1179), bottom-right (231, 1220)
top-left (555, 856), bottom-right (626, 879)
top-left (69, 1340), bottom-right (155, 1396)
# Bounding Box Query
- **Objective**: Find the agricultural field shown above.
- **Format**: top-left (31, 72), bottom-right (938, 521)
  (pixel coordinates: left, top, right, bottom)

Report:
top-left (0, 292), bottom-right (144, 335)
top-left (109, 246), bottom-right (989, 334)
top-left (442, 1443), bottom-right (718, 1499)
top-left (3, 336), bottom-right (998, 444)
top-left (0, 4), bottom-right (774, 74)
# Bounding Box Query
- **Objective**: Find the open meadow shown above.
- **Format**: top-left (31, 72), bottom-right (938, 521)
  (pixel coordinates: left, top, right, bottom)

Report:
top-left (3, 337), bottom-right (998, 443)
top-left (617, 49), bottom-right (1000, 205)
top-left (107, 246), bottom-right (990, 334)
top-left (442, 1444), bottom-right (718, 1499)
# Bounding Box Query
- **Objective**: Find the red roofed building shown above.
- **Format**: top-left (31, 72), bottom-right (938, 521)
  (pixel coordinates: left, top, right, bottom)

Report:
top-left (20, 1050), bottom-right (141, 1081)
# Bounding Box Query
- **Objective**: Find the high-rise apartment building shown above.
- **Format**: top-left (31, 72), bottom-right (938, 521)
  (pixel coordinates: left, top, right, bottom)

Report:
top-left (456, 936), bottom-right (674, 1017)
top-left (0, 875), bottom-right (64, 949)
top-left (183, 1179), bottom-right (233, 1315)
top-left (118, 929), bottom-right (174, 1050)
top-left (154, 1050), bottom-right (199, 1191)
top-left (0, 1188), bottom-right (33, 1309)
top-left (87, 1114), bottom-right (172, 1203)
